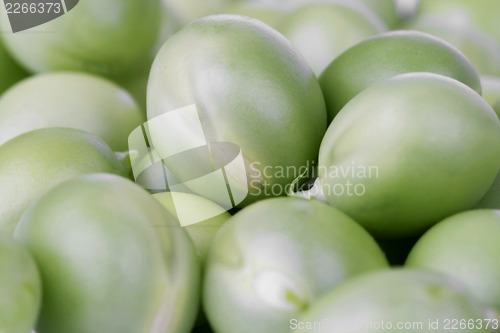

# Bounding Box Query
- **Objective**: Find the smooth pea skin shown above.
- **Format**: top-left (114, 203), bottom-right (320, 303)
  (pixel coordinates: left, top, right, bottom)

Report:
top-left (319, 73), bottom-right (500, 238)
top-left (406, 210), bottom-right (500, 310)
top-left (147, 15), bottom-right (327, 205)
top-left (0, 37), bottom-right (29, 96)
top-left (0, 235), bottom-right (41, 333)
top-left (0, 0), bottom-right (161, 80)
top-left (278, 2), bottom-right (386, 76)
top-left (0, 127), bottom-right (125, 234)
top-left (320, 30), bottom-right (481, 121)
top-left (14, 174), bottom-right (200, 333)
top-left (153, 191), bottom-right (231, 263)
top-left (203, 197), bottom-right (388, 333)
top-left (292, 269), bottom-right (495, 333)
top-left (0, 72), bottom-right (144, 150)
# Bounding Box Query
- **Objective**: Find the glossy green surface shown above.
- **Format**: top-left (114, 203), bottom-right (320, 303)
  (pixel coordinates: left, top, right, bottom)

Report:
top-left (320, 30), bottom-right (481, 121)
top-left (0, 235), bottom-right (41, 333)
top-left (14, 174), bottom-right (200, 333)
top-left (406, 209), bottom-right (500, 310)
top-left (0, 128), bottom-right (125, 234)
top-left (148, 15), bottom-right (327, 205)
top-left (203, 197), bottom-right (388, 333)
top-left (319, 73), bottom-right (500, 238)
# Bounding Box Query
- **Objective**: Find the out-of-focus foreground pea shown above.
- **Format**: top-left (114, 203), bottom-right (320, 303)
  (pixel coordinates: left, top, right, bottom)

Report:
top-left (0, 235), bottom-right (41, 333)
top-left (291, 269), bottom-right (496, 333)
top-left (0, 127), bottom-right (125, 234)
top-left (14, 173), bottom-right (200, 333)
top-left (320, 30), bottom-right (481, 121)
top-left (277, 2), bottom-right (386, 76)
top-left (0, 72), bottom-right (144, 150)
top-left (203, 197), bottom-right (388, 333)
top-left (319, 73), bottom-right (500, 239)
top-left (406, 209), bottom-right (500, 311)
top-left (147, 15), bottom-right (327, 205)
top-left (0, 0), bottom-right (161, 80)
top-left (0, 37), bottom-right (29, 96)
top-left (153, 191), bottom-right (231, 263)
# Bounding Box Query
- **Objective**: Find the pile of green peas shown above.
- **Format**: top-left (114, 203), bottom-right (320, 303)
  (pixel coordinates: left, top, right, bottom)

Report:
top-left (0, 1), bottom-right (499, 332)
